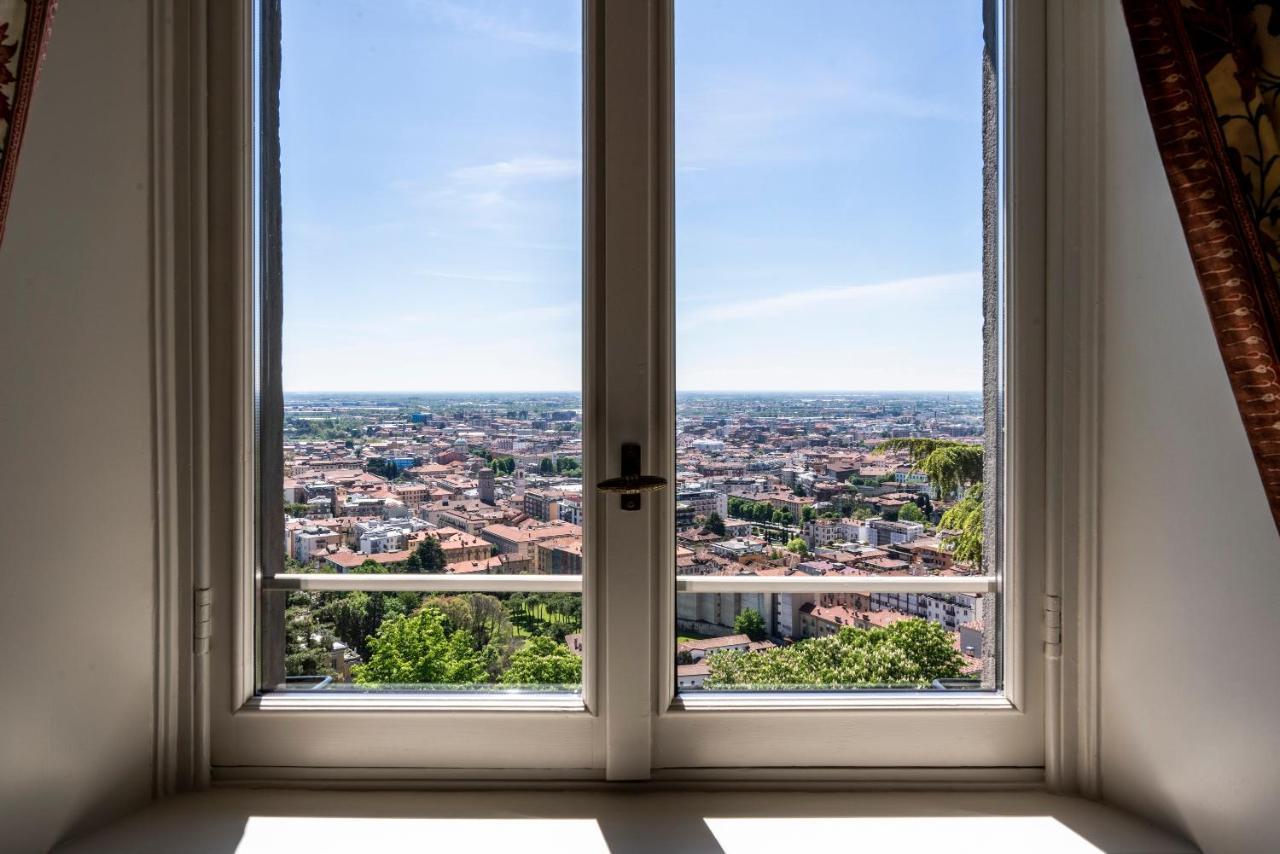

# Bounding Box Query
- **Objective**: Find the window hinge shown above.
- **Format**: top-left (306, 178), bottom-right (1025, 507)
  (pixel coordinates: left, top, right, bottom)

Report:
top-left (194, 587), bottom-right (212, 655)
top-left (1043, 593), bottom-right (1062, 657)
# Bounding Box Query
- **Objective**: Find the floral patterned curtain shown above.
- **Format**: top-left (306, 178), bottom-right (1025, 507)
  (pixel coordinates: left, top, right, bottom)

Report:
top-left (0, 0), bottom-right (55, 249)
top-left (1123, 0), bottom-right (1280, 534)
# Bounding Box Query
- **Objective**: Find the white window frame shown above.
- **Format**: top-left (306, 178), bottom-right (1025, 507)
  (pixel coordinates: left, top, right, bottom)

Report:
top-left (643, 0), bottom-right (1047, 776)
top-left (150, 0), bottom-right (1096, 788)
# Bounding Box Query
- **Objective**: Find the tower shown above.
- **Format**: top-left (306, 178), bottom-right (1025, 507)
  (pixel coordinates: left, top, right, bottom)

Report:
top-left (478, 467), bottom-right (495, 505)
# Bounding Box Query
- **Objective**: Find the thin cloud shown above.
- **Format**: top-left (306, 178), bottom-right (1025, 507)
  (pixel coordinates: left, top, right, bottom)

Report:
top-left (676, 68), bottom-right (969, 170)
top-left (416, 269), bottom-right (541, 284)
top-left (423, 1), bottom-right (578, 54)
top-left (400, 155), bottom-right (579, 230)
top-left (452, 156), bottom-right (580, 184)
top-left (505, 301), bottom-right (579, 324)
top-left (680, 272), bottom-right (978, 330)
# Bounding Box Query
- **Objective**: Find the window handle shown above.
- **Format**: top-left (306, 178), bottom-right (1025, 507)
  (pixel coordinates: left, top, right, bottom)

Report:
top-left (597, 442), bottom-right (667, 511)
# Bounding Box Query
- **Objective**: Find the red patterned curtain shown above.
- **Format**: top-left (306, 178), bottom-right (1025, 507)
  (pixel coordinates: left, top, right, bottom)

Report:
top-left (0, 0), bottom-right (55, 248)
top-left (1123, 0), bottom-right (1280, 533)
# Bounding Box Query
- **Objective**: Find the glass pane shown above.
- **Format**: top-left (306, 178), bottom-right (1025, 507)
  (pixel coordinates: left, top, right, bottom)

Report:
top-left (674, 1), bottom-right (995, 693)
top-left (677, 590), bottom-right (987, 691)
top-left (274, 591), bottom-right (583, 692)
top-left (268, 0), bottom-right (584, 692)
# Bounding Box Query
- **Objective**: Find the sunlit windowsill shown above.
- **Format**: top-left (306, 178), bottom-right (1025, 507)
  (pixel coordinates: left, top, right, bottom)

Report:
top-left (57, 789), bottom-right (1197, 853)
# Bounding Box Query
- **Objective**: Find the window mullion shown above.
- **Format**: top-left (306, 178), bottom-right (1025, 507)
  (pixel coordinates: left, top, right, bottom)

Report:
top-left (594, 0), bottom-right (665, 781)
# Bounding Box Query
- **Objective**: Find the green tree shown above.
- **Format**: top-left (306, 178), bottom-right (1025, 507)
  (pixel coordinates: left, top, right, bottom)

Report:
top-left (501, 636), bottom-right (582, 686)
top-left (352, 608), bottom-right (487, 685)
top-left (877, 438), bottom-right (983, 499)
top-left (424, 593), bottom-right (516, 679)
top-left (408, 536), bottom-right (447, 573)
top-left (284, 598), bottom-right (336, 678)
top-left (315, 589), bottom-right (421, 661)
top-left (785, 537), bottom-right (808, 556)
top-left (734, 608), bottom-right (767, 641)
top-left (801, 506), bottom-right (816, 523)
top-left (792, 483), bottom-right (806, 497)
top-left (898, 501), bottom-right (926, 523)
top-left (939, 484), bottom-right (984, 565)
top-left (365, 457), bottom-right (399, 480)
top-left (703, 511), bottom-right (726, 536)
top-left (538, 457), bottom-right (555, 476)
top-left (351, 558), bottom-right (389, 574)
top-left (879, 438), bottom-right (985, 567)
top-left (703, 619), bottom-right (964, 689)
top-left (285, 502), bottom-right (310, 517)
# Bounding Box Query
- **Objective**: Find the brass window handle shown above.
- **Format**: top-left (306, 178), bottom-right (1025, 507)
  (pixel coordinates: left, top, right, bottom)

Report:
top-left (596, 442), bottom-right (667, 510)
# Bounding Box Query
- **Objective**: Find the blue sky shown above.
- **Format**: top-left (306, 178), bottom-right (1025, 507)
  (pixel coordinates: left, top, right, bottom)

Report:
top-left (279, 0), bottom-right (984, 392)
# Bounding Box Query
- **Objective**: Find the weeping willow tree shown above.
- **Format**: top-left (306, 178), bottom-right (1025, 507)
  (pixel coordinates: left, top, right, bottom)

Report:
top-left (938, 484), bottom-right (983, 565)
top-left (877, 438), bottom-right (985, 566)
top-left (877, 438), bottom-right (983, 498)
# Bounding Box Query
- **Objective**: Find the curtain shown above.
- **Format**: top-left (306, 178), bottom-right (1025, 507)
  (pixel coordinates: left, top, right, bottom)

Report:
top-left (0, 0), bottom-right (55, 249)
top-left (1123, 0), bottom-right (1280, 533)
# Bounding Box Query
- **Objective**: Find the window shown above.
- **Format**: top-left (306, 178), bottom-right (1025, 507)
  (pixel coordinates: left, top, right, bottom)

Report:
top-left (671, 1), bottom-right (997, 697)
top-left (212, 0), bottom-right (1047, 780)
top-left (261, 0), bottom-right (586, 696)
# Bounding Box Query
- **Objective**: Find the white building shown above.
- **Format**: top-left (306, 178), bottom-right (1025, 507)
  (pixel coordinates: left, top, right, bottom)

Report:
top-left (293, 525), bottom-right (340, 563)
top-left (861, 519), bottom-right (924, 546)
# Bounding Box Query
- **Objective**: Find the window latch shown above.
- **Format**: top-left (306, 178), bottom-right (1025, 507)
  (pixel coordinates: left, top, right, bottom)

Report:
top-left (597, 442), bottom-right (667, 511)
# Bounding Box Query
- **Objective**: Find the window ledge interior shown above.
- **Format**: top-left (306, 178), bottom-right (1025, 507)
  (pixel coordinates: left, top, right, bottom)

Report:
top-left (57, 788), bottom-right (1195, 853)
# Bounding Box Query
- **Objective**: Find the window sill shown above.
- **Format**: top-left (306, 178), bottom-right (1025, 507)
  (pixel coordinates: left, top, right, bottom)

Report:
top-left (58, 788), bottom-right (1196, 853)
top-left (669, 691), bottom-right (1018, 713)
top-left (242, 691), bottom-right (586, 714)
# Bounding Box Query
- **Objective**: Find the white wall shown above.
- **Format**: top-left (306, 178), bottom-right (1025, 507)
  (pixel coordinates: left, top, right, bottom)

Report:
top-left (0, 1), bottom-right (157, 851)
top-left (1098, 3), bottom-right (1280, 851)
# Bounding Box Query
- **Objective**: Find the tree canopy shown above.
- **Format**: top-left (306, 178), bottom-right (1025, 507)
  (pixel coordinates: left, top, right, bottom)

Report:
top-left (785, 537), bottom-right (808, 556)
top-left (939, 484), bottom-right (984, 565)
top-left (501, 636), bottom-right (582, 686)
top-left (313, 588), bottom-right (420, 661)
top-left (734, 608), bottom-right (767, 641)
top-left (406, 536), bottom-right (447, 573)
top-left (879, 438), bottom-right (985, 568)
top-left (284, 597), bottom-right (336, 678)
top-left (877, 438), bottom-right (983, 498)
top-left (365, 457), bottom-right (399, 480)
top-left (898, 501), bottom-right (927, 523)
top-left (727, 496), bottom-right (793, 525)
top-left (703, 619), bottom-right (964, 689)
top-left (351, 607), bottom-right (488, 685)
top-left (703, 511), bottom-right (726, 536)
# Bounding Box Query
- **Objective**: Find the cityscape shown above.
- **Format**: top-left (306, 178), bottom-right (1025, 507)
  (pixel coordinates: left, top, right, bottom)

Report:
top-left (280, 390), bottom-right (991, 692)
top-left (273, 1), bottom-right (990, 695)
